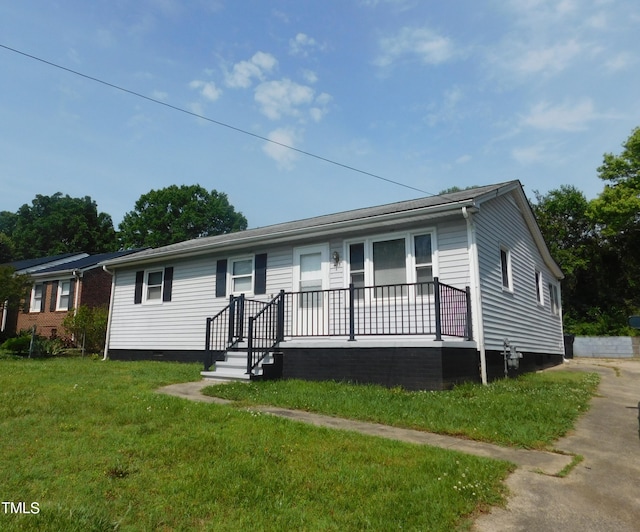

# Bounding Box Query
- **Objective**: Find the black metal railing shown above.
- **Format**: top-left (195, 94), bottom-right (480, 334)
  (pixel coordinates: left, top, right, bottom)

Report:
top-left (282, 278), bottom-right (471, 341)
top-left (247, 290), bottom-right (285, 373)
top-left (204, 294), bottom-right (271, 370)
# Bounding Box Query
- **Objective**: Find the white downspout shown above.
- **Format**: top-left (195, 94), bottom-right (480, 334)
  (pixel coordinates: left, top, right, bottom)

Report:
top-left (463, 206), bottom-right (487, 385)
top-left (72, 270), bottom-right (82, 312)
top-left (1, 300), bottom-right (7, 332)
top-left (102, 265), bottom-right (116, 361)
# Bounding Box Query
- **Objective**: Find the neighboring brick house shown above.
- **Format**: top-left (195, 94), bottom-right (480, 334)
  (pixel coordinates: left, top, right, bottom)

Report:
top-left (1, 253), bottom-right (88, 339)
top-left (10, 250), bottom-right (141, 340)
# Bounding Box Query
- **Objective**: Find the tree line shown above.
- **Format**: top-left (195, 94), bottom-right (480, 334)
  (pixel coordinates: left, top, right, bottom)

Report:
top-left (1, 127), bottom-right (639, 335)
top-left (0, 184), bottom-right (247, 262)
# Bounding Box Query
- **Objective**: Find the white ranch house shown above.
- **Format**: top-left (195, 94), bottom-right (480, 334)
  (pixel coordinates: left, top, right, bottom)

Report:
top-left (102, 180), bottom-right (564, 390)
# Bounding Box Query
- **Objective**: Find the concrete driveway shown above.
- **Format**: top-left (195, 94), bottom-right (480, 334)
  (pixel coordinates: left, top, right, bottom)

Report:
top-left (473, 358), bottom-right (640, 531)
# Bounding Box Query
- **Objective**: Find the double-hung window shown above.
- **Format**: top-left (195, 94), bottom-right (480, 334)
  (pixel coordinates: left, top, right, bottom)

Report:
top-left (500, 246), bottom-right (512, 291)
top-left (146, 270), bottom-right (164, 301)
top-left (535, 270), bottom-right (544, 305)
top-left (230, 257), bottom-right (254, 294)
top-left (414, 234), bottom-right (433, 294)
top-left (134, 267), bottom-right (174, 304)
top-left (30, 283), bottom-right (44, 312)
top-left (549, 283), bottom-right (560, 316)
top-left (57, 280), bottom-right (72, 311)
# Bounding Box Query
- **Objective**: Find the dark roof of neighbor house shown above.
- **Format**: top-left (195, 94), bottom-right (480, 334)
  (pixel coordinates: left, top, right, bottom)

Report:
top-left (101, 180), bottom-right (561, 278)
top-left (33, 250), bottom-right (145, 275)
top-left (3, 253), bottom-right (88, 273)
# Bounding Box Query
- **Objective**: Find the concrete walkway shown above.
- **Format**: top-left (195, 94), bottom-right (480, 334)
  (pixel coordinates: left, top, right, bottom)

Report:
top-left (157, 358), bottom-right (640, 530)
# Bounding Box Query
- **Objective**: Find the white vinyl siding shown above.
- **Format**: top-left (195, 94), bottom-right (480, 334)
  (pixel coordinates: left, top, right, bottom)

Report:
top-left (109, 251), bottom-right (291, 351)
top-left (474, 193), bottom-right (564, 355)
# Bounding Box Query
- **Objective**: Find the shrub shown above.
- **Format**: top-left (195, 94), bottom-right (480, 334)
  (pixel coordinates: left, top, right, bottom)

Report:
top-left (0, 333), bottom-right (32, 355)
top-left (62, 305), bottom-right (109, 354)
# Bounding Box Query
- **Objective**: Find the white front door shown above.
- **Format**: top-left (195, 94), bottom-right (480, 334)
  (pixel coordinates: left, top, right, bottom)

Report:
top-left (293, 245), bottom-right (329, 335)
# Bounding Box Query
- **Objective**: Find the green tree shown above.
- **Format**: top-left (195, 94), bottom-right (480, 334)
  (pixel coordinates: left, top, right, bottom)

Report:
top-left (531, 186), bottom-right (608, 334)
top-left (118, 184), bottom-right (248, 248)
top-left (10, 194), bottom-right (117, 259)
top-left (0, 233), bottom-right (15, 264)
top-left (0, 266), bottom-right (31, 309)
top-left (586, 127), bottom-right (640, 331)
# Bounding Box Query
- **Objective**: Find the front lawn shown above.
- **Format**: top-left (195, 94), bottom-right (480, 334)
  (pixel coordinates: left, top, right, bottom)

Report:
top-left (203, 370), bottom-right (600, 449)
top-left (0, 357), bottom-right (513, 531)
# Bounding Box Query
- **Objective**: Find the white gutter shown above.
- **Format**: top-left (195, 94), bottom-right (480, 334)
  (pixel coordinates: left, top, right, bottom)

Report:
top-left (102, 265), bottom-right (115, 361)
top-left (72, 270), bottom-right (81, 312)
top-left (463, 205), bottom-right (487, 385)
top-left (1, 300), bottom-right (7, 332)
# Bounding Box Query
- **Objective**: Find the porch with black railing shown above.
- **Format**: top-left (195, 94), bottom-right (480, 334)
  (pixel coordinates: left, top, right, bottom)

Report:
top-left (204, 278), bottom-right (472, 376)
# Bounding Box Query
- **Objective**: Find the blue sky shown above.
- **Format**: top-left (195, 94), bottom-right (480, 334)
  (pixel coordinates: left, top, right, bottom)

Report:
top-left (1, 0), bottom-right (638, 229)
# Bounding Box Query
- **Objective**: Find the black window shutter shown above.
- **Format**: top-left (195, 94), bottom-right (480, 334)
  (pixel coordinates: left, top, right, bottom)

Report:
top-left (50, 281), bottom-right (59, 311)
top-left (134, 271), bottom-right (144, 304)
top-left (216, 260), bottom-right (227, 298)
top-left (68, 279), bottom-right (76, 310)
top-left (40, 282), bottom-right (47, 312)
top-left (163, 267), bottom-right (174, 302)
top-left (254, 253), bottom-right (268, 295)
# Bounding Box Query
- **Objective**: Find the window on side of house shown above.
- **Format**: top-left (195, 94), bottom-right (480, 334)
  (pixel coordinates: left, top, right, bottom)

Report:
top-left (146, 270), bottom-right (164, 301)
top-left (535, 270), bottom-right (544, 305)
top-left (549, 283), bottom-right (560, 316)
top-left (135, 267), bottom-right (173, 304)
top-left (500, 247), bottom-right (512, 291)
top-left (30, 283), bottom-right (44, 312)
top-left (57, 280), bottom-right (72, 311)
top-left (230, 257), bottom-right (254, 295)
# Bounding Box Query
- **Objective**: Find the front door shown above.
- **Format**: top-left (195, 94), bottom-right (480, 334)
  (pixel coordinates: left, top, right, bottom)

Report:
top-left (293, 245), bottom-right (329, 335)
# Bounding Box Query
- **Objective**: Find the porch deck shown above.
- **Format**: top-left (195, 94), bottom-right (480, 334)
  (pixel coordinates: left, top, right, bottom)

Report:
top-left (204, 279), bottom-right (473, 381)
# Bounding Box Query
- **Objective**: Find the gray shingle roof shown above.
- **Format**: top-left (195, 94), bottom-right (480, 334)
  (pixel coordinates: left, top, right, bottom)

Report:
top-left (103, 181), bottom-right (520, 267)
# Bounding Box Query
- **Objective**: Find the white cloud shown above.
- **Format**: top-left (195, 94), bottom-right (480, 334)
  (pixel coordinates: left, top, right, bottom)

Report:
top-left (189, 80), bottom-right (222, 102)
top-left (289, 33), bottom-right (323, 56)
top-left (301, 69), bottom-right (318, 84)
top-left (262, 127), bottom-right (301, 169)
top-left (375, 26), bottom-right (455, 67)
top-left (515, 39), bottom-right (583, 76)
top-left (225, 52), bottom-right (278, 89)
top-left (512, 144), bottom-right (546, 164)
top-left (521, 99), bottom-right (596, 131)
top-left (605, 52), bottom-right (633, 72)
top-left (254, 79), bottom-right (315, 120)
top-left (151, 90), bottom-right (169, 101)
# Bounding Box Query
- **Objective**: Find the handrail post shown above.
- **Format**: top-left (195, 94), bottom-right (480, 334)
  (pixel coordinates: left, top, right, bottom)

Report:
top-left (227, 295), bottom-right (235, 345)
top-left (247, 317), bottom-right (254, 374)
top-left (434, 277), bottom-right (442, 341)
top-left (277, 290), bottom-right (285, 342)
top-left (204, 317), bottom-right (212, 370)
top-left (465, 286), bottom-right (473, 341)
top-left (348, 283), bottom-right (356, 341)
top-left (237, 294), bottom-right (245, 342)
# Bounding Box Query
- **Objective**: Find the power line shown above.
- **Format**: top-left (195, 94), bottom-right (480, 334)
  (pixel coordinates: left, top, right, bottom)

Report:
top-left (1, 43), bottom-right (434, 196)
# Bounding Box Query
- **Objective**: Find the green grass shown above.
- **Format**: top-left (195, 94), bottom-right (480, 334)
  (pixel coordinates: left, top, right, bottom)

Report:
top-left (203, 371), bottom-right (600, 449)
top-left (0, 357), bottom-right (513, 531)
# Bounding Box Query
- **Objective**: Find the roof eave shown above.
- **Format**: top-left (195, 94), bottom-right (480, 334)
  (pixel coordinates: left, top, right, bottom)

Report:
top-left (102, 199), bottom-right (478, 269)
